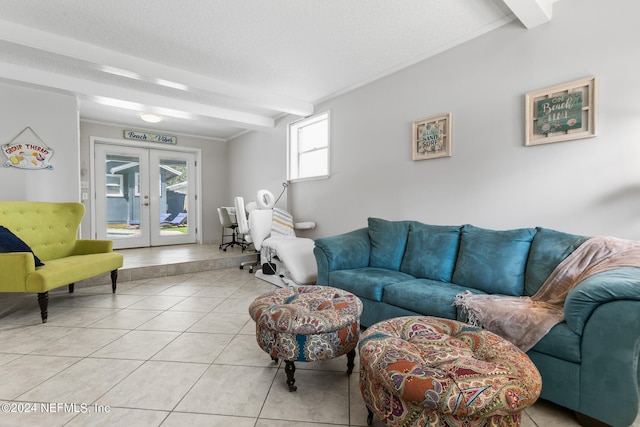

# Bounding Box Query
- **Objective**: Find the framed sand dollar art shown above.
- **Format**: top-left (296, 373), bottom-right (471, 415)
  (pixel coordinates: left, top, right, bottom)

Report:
top-left (412, 113), bottom-right (452, 161)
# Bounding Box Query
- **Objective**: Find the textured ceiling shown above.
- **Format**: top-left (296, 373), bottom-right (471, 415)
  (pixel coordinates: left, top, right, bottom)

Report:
top-left (0, 0), bottom-right (553, 140)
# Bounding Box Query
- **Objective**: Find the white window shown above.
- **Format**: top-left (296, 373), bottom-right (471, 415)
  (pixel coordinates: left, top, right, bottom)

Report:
top-left (106, 174), bottom-right (124, 197)
top-left (287, 111), bottom-right (330, 181)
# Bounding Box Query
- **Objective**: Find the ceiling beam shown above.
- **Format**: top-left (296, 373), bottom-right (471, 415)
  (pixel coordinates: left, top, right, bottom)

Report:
top-left (502, 0), bottom-right (558, 29)
top-left (0, 19), bottom-right (314, 117)
top-left (0, 62), bottom-right (275, 129)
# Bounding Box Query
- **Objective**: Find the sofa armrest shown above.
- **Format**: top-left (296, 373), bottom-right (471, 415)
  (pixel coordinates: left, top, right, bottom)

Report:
top-left (314, 228), bottom-right (370, 285)
top-left (71, 239), bottom-right (114, 255)
top-left (579, 299), bottom-right (640, 426)
top-left (0, 252), bottom-right (35, 292)
top-left (564, 267), bottom-right (640, 335)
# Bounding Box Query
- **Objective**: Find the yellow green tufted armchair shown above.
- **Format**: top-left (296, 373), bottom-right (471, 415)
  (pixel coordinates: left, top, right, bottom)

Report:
top-left (0, 201), bottom-right (123, 323)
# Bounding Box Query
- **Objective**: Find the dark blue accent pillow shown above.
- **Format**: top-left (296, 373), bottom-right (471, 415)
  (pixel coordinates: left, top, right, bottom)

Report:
top-left (0, 226), bottom-right (44, 266)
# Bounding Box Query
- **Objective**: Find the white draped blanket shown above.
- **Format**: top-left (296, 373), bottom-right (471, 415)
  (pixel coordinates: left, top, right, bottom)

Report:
top-left (454, 236), bottom-right (640, 351)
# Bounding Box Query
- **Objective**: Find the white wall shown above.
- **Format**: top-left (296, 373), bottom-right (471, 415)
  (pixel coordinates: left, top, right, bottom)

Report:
top-left (0, 82), bottom-right (80, 202)
top-left (227, 118), bottom-right (290, 211)
top-left (79, 121), bottom-right (229, 243)
top-left (228, 0), bottom-right (640, 241)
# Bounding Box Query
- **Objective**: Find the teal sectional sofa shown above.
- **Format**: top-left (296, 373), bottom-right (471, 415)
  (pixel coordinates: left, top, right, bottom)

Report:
top-left (313, 218), bottom-right (640, 427)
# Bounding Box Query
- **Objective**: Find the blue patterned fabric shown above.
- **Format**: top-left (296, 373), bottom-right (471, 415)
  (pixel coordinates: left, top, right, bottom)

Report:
top-left (249, 286), bottom-right (363, 362)
top-left (452, 225), bottom-right (536, 295)
top-left (359, 316), bottom-right (541, 427)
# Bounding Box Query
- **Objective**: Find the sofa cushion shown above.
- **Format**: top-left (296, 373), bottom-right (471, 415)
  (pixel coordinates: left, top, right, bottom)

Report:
top-left (329, 267), bottom-right (415, 302)
top-left (452, 225), bottom-right (537, 296)
top-left (368, 218), bottom-right (410, 271)
top-left (24, 253), bottom-right (123, 293)
top-left (383, 279), bottom-right (485, 319)
top-left (524, 227), bottom-right (588, 296)
top-left (400, 223), bottom-right (461, 282)
top-left (0, 226), bottom-right (44, 266)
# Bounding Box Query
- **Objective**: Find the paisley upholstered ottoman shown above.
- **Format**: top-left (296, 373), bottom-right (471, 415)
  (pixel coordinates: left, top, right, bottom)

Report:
top-left (359, 316), bottom-right (541, 427)
top-left (249, 285), bottom-right (363, 391)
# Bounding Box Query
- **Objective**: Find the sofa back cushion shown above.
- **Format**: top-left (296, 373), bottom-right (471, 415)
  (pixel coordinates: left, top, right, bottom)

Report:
top-left (0, 201), bottom-right (84, 261)
top-left (524, 227), bottom-right (588, 296)
top-left (400, 223), bottom-right (461, 282)
top-left (368, 218), bottom-right (410, 271)
top-left (452, 224), bottom-right (537, 295)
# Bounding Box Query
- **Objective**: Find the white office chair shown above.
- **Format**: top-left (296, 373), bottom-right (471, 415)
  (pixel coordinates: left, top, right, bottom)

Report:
top-left (217, 207), bottom-right (243, 251)
top-left (234, 191), bottom-right (317, 286)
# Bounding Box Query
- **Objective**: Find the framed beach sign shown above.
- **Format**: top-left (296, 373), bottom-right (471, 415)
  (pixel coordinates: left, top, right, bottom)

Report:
top-left (412, 113), bottom-right (452, 160)
top-left (525, 77), bottom-right (597, 146)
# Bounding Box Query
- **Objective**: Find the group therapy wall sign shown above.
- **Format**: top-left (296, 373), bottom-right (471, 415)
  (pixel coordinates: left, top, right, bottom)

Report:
top-left (2, 127), bottom-right (54, 170)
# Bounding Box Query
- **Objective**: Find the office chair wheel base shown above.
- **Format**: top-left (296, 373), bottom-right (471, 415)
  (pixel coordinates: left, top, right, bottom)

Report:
top-left (249, 267), bottom-right (254, 273)
top-left (239, 265), bottom-right (244, 270)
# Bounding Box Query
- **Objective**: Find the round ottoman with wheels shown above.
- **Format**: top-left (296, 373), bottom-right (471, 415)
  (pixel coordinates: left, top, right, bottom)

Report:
top-left (249, 285), bottom-right (363, 392)
top-left (359, 316), bottom-right (542, 427)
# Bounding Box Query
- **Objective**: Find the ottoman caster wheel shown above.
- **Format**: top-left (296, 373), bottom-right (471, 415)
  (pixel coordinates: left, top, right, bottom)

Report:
top-left (366, 407), bottom-right (374, 425)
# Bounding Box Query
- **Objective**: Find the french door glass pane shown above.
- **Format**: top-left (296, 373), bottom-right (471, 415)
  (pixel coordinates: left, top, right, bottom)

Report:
top-left (159, 158), bottom-right (189, 235)
top-left (105, 153), bottom-right (141, 240)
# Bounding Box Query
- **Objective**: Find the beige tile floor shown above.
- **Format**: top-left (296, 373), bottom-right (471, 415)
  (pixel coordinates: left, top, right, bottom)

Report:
top-left (0, 244), bottom-right (630, 426)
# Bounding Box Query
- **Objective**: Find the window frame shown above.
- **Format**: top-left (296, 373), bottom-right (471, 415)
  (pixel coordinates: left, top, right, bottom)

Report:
top-left (106, 173), bottom-right (124, 197)
top-left (287, 110), bottom-right (330, 182)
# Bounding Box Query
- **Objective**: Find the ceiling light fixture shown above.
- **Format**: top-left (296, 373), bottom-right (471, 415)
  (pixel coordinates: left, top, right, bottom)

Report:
top-left (141, 113), bottom-right (162, 123)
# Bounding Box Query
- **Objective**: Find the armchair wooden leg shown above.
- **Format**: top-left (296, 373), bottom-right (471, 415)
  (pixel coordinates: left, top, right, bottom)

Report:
top-left (110, 270), bottom-right (118, 293)
top-left (68, 283), bottom-right (75, 293)
top-left (37, 292), bottom-right (49, 323)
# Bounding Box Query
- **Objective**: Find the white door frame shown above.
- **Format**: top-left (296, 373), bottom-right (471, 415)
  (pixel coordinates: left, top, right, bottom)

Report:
top-left (90, 136), bottom-right (202, 247)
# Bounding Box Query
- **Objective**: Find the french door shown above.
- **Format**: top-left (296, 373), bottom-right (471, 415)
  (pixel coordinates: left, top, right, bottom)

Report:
top-left (94, 143), bottom-right (197, 249)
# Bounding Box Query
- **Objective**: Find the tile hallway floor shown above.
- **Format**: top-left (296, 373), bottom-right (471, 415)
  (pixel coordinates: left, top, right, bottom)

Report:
top-left (0, 263), bottom-right (633, 426)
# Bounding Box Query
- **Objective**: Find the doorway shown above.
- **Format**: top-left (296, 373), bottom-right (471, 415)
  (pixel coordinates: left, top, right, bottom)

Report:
top-left (93, 141), bottom-right (199, 249)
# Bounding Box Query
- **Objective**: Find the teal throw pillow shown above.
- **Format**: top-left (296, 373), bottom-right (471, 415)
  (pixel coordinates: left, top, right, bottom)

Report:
top-left (368, 218), bottom-right (410, 271)
top-left (524, 227), bottom-right (588, 296)
top-left (400, 222), bottom-right (461, 282)
top-left (0, 225), bottom-right (44, 267)
top-left (451, 224), bottom-right (536, 295)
